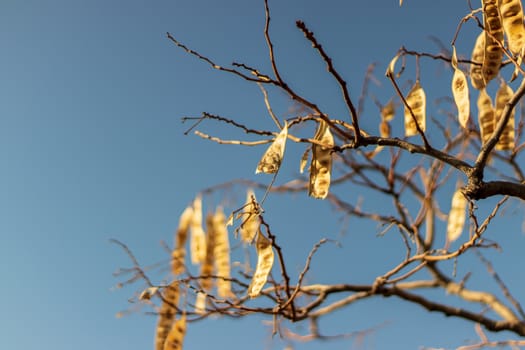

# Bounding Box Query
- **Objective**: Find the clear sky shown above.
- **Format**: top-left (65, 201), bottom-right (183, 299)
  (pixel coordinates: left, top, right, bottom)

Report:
top-left (2, 0), bottom-right (524, 349)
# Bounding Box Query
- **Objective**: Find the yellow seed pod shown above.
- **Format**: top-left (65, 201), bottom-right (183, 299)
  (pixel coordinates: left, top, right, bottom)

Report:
top-left (239, 190), bottom-right (259, 244)
top-left (255, 121), bottom-right (288, 174)
top-left (155, 282), bottom-right (179, 350)
top-left (381, 100), bottom-right (396, 121)
top-left (190, 195), bottom-right (207, 265)
top-left (172, 205), bottom-right (194, 276)
top-left (470, 32), bottom-right (486, 90)
top-left (477, 88), bottom-right (495, 145)
top-left (499, 0), bottom-right (525, 55)
top-left (482, 0), bottom-right (504, 84)
top-left (495, 81), bottom-right (516, 150)
top-left (199, 213), bottom-right (216, 292)
top-left (163, 314), bottom-right (187, 350)
top-left (247, 230), bottom-right (274, 298)
top-left (451, 46), bottom-right (470, 128)
top-left (404, 80), bottom-right (426, 136)
top-left (194, 292), bottom-right (207, 315)
top-left (446, 189), bottom-right (467, 243)
top-left (309, 120), bottom-right (334, 199)
top-left (213, 207), bottom-right (234, 298)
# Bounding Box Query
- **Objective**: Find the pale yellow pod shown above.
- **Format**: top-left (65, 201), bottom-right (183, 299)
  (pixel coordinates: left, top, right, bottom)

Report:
top-left (190, 196), bottom-right (207, 265)
top-left (499, 0), bottom-right (525, 55)
top-left (495, 81), bottom-right (516, 150)
top-left (404, 80), bottom-right (426, 136)
top-left (239, 190), bottom-right (259, 244)
top-left (255, 121), bottom-right (288, 174)
top-left (163, 314), bottom-right (187, 350)
top-left (482, 0), bottom-right (504, 84)
top-left (477, 88), bottom-right (496, 145)
top-left (451, 47), bottom-right (470, 128)
top-left (194, 292), bottom-right (207, 315)
top-left (446, 189), bottom-right (468, 242)
top-left (213, 207), bottom-right (234, 298)
top-left (309, 120), bottom-right (334, 199)
top-left (172, 206), bottom-right (194, 275)
top-left (470, 32), bottom-right (486, 90)
top-left (155, 282), bottom-right (179, 350)
top-left (247, 230), bottom-right (274, 298)
top-left (381, 100), bottom-right (396, 121)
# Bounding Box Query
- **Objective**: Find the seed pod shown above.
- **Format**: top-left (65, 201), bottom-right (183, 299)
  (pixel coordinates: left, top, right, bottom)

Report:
top-left (255, 121), bottom-right (288, 174)
top-left (451, 46), bottom-right (470, 128)
top-left (446, 189), bottom-right (467, 243)
top-left (495, 80), bottom-right (516, 150)
top-left (155, 282), bottom-right (179, 350)
top-left (299, 146), bottom-right (311, 174)
top-left (239, 190), bottom-right (259, 244)
top-left (499, 0), bottom-right (525, 55)
top-left (381, 99), bottom-right (396, 121)
top-left (163, 314), bottom-right (187, 350)
top-left (482, 0), bottom-right (504, 84)
top-left (404, 80), bottom-right (426, 136)
top-left (477, 88), bottom-right (496, 145)
top-left (199, 213), bottom-right (216, 292)
top-left (247, 230), bottom-right (274, 298)
top-left (309, 120), bottom-right (334, 199)
top-left (194, 292), bottom-right (206, 315)
top-left (172, 206), bottom-right (194, 275)
top-left (190, 195), bottom-right (206, 265)
top-left (213, 207), bottom-right (234, 298)
top-left (470, 32), bottom-right (486, 90)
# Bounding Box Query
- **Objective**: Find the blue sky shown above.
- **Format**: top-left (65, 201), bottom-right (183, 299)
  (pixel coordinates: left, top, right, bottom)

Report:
top-left (2, 0), bottom-right (524, 349)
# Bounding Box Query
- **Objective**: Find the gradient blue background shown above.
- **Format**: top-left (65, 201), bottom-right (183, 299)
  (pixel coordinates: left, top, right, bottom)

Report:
top-left (2, 1), bottom-right (524, 349)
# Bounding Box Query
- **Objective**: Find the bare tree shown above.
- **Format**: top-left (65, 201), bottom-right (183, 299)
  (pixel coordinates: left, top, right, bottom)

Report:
top-left (114, 1), bottom-right (525, 349)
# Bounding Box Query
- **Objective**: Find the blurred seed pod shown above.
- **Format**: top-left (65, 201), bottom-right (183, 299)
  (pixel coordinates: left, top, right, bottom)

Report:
top-left (446, 189), bottom-right (468, 243)
top-left (494, 80), bottom-right (516, 150)
top-left (477, 88), bottom-right (495, 145)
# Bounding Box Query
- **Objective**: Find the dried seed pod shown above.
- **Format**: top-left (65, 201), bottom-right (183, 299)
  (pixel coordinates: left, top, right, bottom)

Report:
top-left (470, 32), bottom-right (486, 90)
top-left (163, 314), bottom-right (187, 350)
top-left (239, 190), bottom-right (259, 244)
top-left (309, 121), bottom-right (334, 199)
top-left (194, 292), bottom-right (206, 315)
top-left (190, 195), bottom-right (206, 265)
top-left (404, 80), bottom-right (426, 136)
top-left (247, 230), bottom-right (274, 298)
top-left (451, 46), bottom-right (470, 128)
top-left (446, 189), bottom-right (467, 243)
top-left (477, 88), bottom-right (495, 145)
top-left (255, 121), bottom-right (288, 174)
top-left (499, 0), bottom-right (525, 55)
top-left (299, 146), bottom-right (311, 174)
top-left (381, 99), bottom-right (396, 121)
top-left (155, 282), bottom-right (179, 350)
top-left (199, 213), bottom-right (216, 292)
top-left (482, 0), bottom-right (504, 84)
top-left (212, 207), bottom-right (234, 298)
top-left (172, 206), bottom-right (194, 275)
top-left (495, 80), bottom-right (516, 150)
